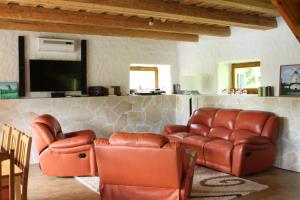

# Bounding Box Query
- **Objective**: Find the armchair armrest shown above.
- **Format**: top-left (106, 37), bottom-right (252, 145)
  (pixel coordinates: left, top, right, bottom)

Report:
top-left (163, 125), bottom-right (189, 135)
top-left (234, 136), bottom-right (271, 146)
top-left (64, 130), bottom-right (96, 139)
top-left (50, 130), bottom-right (95, 149)
top-left (94, 138), bottom-right (109, 146)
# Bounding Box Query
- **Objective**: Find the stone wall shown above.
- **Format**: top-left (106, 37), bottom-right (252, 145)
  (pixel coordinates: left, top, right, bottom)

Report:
top-left (2, 94), bottom-right (299, 172)
top-left (176, 95), bottom-right (300, 172)
top-left (0, 95), bottom-right (176, 163)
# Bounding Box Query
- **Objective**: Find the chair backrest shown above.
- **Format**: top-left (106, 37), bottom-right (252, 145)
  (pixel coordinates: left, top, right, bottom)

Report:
top-left (95, 132), bottom-right (183, 189)
top-left (15, 133), bottom-right (32, 200)
top-left (187, 108), bottom-right (279, 143)
top-left (0, 149), bottom-right (15, 200)
top-left (1, 124), bottom-right (12, 152)
top-left (31, 114), bottom-right (63, 154)
top-left (9, 129), bottom-right (21, 159)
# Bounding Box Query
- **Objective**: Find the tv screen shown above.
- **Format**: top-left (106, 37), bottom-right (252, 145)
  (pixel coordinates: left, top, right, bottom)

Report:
top-left (30, 60), bottom-right (82, 92)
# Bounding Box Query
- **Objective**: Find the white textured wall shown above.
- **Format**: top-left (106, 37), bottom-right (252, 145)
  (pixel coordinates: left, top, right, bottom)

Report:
top-left (177, 17), bottom-right (300, 96)
top-left (0, 30), bottom-right (179, 96)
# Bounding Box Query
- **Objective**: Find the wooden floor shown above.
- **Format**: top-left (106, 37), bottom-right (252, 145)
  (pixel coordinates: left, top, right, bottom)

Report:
top-left (28, 164), bottom-right (300, 200)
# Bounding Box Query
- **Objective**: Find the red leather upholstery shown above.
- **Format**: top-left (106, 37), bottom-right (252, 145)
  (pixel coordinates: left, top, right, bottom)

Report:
top-left (2, 186), bottom-right (9, 200)
top-left (164, 108), bottom-right (280, 176)
top-left (32, 114), bottom-right (97, 176)
top-left (95, 132), bottom-right (196, 200)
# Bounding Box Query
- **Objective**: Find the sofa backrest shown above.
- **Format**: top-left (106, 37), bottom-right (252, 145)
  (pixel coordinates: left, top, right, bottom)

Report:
top-left (187, 108), bottom-right (218, 136)
top-left (95, 132), bottom-right (183, 189)
top-left (187, 108), bottom-right (279, 143)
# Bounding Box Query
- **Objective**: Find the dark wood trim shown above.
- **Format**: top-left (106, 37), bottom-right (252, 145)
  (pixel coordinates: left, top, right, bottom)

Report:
top-left (231, 61), bottom-right (261, 94)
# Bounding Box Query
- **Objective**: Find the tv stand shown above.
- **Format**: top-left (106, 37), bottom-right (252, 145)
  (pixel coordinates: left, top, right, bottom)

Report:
top-left (51, 92), bottom-right (65, 98)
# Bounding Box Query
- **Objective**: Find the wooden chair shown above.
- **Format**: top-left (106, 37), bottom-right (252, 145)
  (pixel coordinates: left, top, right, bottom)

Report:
top-left (15, 133), bottom-right (31, 200)
top-left (9, 130), bottom-right (21, 161)
top-left (1, 125), bottom-right (12, 152)
top-left (0, 149), bottom-right (15, 200)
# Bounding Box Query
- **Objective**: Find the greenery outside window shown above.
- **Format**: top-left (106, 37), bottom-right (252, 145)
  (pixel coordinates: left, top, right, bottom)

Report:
top-left (231, 61), bottom-right (261, 94)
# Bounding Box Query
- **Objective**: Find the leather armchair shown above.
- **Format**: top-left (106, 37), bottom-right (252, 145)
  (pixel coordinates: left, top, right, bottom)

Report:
top-left (32, 114), bottom-right (97, 176)
top-left (164, 108), bottom-right (280, 176)
top-left (95, 132), bottom-right (196, 200)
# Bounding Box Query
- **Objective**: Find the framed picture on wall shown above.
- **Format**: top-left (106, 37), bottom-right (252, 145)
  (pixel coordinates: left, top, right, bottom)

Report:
top-left (280, 65), bottom-right (300, 96)
top-left (0, 82), bottom-right (18, 99)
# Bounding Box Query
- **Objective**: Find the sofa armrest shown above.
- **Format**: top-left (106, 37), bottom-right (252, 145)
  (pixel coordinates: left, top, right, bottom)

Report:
top-left (163, 125), bottom-right (189, 135)
top-left (50, 131), bottom-right (95, 148)
top-left (234, 136), bottom-right (271, 146)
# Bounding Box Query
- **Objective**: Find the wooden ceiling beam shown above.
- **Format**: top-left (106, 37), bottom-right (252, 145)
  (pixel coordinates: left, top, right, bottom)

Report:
top-left (0, 5), bottom-right (230, 36)
top-left (272, 0), bottom-right (300, 42)
top-left (188, 0), bottom-right (279, 17)
top-left (1, 0), bottom-right (277, 29)
top-left (0, 20), bottom-right (199, 42)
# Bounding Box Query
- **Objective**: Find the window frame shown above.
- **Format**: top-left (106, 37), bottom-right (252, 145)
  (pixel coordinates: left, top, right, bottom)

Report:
top-left (130, 66), bottom-right (159, 89)
top-left (231, 61), bottom-right (261, 94)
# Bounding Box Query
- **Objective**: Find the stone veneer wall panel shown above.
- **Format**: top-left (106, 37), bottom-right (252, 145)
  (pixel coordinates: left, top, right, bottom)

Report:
top-left (0, 95), bottom-right (176, 163)
top-left (175, 95), bottom-right (300, 172)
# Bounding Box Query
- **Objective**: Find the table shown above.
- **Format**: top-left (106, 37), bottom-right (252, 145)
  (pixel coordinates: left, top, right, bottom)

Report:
top-left (1, 160), bottom-right (22, 200)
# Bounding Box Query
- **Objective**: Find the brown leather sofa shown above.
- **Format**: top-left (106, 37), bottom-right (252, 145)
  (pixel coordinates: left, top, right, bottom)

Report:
top-left (32, 114), bottom-right (97, 176)
top-left (164, 108), bottom-right (280, 176)
top-left (95, 132), bottom-right (196, 200)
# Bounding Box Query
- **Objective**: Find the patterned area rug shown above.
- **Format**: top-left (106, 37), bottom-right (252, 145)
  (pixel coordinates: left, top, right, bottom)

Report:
top-left (75, 166), bottom-right (268, 200)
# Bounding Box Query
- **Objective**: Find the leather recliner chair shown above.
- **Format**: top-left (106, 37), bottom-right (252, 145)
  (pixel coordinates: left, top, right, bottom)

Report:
top-left (32, 114), bottom-right (97, 176)
top-left (164, 108), bottom-right (280, 176)
top-left (95, 132), bottom-right (196, 200)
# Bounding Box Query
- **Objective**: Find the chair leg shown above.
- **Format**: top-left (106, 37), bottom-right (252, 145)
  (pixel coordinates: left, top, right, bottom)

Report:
top-left (14, 176), bottom-right (21, 200)
top-left (21, 184), bottom-right (27, 200)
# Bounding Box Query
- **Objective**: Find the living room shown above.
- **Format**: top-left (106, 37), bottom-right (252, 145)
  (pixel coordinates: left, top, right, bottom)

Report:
top-left (0, 0), bottom-right (300, 200)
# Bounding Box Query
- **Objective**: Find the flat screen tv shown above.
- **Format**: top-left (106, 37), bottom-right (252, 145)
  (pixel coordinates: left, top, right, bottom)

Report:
top-left (30, 60), bottom-right (82, 92)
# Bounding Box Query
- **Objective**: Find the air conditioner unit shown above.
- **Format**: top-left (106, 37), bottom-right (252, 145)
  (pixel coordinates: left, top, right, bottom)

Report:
top-left (38, 38), bottom-right (76, 52)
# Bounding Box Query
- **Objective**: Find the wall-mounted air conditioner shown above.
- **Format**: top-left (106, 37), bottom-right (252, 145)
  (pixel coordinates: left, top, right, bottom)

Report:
top-left (38, 38), bottom-right (76, 52)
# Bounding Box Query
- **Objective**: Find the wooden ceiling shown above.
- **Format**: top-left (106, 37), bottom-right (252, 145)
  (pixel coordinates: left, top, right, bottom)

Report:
top-left (272, 0), bottom-right (300, 43)
top-left (0, 0), bottom-right (280, 42)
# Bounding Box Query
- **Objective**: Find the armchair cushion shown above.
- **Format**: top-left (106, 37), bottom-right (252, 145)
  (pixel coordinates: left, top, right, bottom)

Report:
top-left (50, 130), bottom-right (95, 149)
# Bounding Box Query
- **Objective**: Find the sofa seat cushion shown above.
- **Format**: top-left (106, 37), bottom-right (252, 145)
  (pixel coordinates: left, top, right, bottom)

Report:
top-left (183, 135), bottom-right (212, 147)
top-left (183, 135), bottom-right (214, 165)
top-left (204, 139), bottom-right (234, 173)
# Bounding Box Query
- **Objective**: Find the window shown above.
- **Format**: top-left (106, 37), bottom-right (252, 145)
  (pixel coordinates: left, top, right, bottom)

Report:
top-left (231, 61), bottom-right (261, 94)
top-left (130, 66), bottom-right (158, 91)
